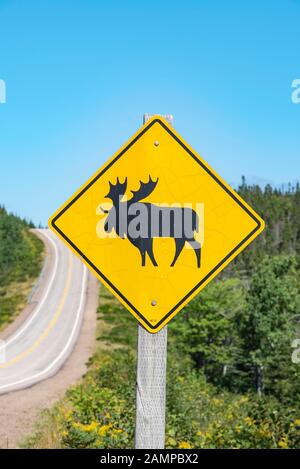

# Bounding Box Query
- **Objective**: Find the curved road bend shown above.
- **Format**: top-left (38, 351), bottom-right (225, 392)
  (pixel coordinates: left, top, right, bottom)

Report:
top-left (0, 229), bottom-right (88, 394)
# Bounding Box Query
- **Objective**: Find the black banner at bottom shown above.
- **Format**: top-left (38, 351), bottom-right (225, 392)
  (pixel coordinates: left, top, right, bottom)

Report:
top-left (0, 448), bottom-right (297, 466)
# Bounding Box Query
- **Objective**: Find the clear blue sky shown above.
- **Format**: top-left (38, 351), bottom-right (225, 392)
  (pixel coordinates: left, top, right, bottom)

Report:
top-left (0, 0), bottom-right (299, 225)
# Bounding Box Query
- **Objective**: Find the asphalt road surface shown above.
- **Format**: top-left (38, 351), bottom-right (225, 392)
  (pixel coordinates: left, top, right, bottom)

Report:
top-left (0, 229), bottom-right (88, 394)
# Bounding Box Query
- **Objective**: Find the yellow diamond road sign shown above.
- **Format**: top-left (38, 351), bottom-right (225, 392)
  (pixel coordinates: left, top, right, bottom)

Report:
top-left (49, 116), bottom-right (264, 333)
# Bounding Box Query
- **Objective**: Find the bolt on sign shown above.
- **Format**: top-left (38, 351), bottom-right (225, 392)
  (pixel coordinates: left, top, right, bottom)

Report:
top-left (49, 116), bottom-right (264, 333)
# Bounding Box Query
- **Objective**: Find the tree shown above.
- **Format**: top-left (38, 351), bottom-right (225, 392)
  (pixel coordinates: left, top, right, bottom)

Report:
top-left (236, 255), bottom-right (300, 400)
top-left (170, 278), bottom-right (246, 384)
top-left (0, 209), bottom-right (43, 286)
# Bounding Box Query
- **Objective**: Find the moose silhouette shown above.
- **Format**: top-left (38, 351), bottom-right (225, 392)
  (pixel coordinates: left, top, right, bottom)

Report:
top-left (101, 177), bottom-right (201, 268)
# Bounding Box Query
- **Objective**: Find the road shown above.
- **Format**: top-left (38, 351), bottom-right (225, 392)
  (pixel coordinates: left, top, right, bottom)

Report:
top-left (0, 228), bottom-right (88, 394)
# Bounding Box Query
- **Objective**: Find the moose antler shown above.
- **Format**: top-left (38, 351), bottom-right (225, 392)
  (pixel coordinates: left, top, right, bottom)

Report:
top-left (129, 176), bottom-right (159, 203)
top-left (105, 177), bottom-right (127, 203)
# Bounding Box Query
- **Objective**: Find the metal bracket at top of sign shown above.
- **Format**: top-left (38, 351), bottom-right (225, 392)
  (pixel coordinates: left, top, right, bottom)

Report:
top-left (143, 114), bottom-right (174, 126)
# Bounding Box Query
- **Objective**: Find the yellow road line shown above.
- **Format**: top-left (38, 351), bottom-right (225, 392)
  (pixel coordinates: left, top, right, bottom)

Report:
top-left (0, 251), bottom-right (73, 369)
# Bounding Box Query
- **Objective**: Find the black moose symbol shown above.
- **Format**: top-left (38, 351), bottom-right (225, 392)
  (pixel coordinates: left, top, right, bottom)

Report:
top-left (101, 177), bottom-right (201, 268)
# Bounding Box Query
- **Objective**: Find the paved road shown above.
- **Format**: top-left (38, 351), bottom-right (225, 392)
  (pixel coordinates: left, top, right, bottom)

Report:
top-left (0, 229), bottom-right (88, 394)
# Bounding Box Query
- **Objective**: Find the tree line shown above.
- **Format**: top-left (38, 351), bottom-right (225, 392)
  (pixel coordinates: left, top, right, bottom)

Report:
top-left (0, 206), bottom-right (44, 327)
top-left (170, 179), bottom-right (300, 405)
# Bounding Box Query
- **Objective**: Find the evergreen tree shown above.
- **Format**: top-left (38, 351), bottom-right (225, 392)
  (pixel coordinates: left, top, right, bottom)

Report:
top-left (235, 255), bottom-right (300, 400)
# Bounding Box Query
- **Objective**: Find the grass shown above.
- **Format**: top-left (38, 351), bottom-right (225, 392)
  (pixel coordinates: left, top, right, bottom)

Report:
top-left (0, 278), bottom-right (38, 331)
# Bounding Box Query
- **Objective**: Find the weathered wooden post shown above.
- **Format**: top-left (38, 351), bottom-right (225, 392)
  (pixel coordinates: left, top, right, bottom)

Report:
top-left (134, 114), bottom-right (173, 449)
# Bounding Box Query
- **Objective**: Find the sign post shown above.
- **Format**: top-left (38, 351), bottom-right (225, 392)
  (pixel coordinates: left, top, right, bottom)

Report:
top-left (135, 325), bottom-right (167, 449)
top-left (134, 114), bottom-right (173, 449)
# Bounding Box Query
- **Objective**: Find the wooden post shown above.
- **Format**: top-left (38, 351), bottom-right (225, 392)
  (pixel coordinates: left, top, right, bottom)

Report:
top-left (134, 114), bottom-right (173, 449)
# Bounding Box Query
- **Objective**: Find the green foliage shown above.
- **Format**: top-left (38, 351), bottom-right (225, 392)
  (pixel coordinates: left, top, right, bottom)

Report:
top-left (0, 207), bottom-right (43, 286)
top-left (0, 206), bottom-right (44, 327)
top-left (233, 180), bottom-right (300, 274)
top-left (0, 293), bottom-right (24, 328)
top-left (236, 255), bottom-right (300, 399)
top-left (61, 350), bottom-right (136, 448)
top-left (169, 278), bottom-right (246, 383)
top-left (99, 302), bottom-right (137, 350)
top-left (25, 285), bottom-right (300, 449)
top-left (167, 375), bottom-right (300, 449)
top-left (23, 181), bottom-right (300, 449)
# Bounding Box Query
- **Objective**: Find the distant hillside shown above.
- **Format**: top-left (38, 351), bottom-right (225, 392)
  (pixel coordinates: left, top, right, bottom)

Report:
top-left (223, 178), bottom-right (300, 276)
top-left (0, 206), bottom-right (44, 329)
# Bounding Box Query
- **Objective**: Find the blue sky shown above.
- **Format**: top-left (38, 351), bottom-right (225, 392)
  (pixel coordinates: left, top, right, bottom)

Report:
top-left (0, 0), bottom-right (299, 225)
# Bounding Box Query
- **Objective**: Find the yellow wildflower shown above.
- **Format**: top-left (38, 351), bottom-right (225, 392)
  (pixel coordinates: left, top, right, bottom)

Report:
top-left (98, 423), bottom-right (112, 436)
top-left (166, 437), bottom-right (177, 447)
top-left (244, 416), bottom-right (255, 426)
top-left (278, 436), bottom-right (289, 449)
top-left (84, 422), bottom-right (99, 432)
top-left (239, 396), bottom-right (249, 404)
top-left (178, 441), bottom-right (192, 449)
top-left (111, 428), bottom-right (123, 437)
top-left (73, 421), bottom-right (98, 432)
top-left (212, 398), bottom-right (221, 406)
